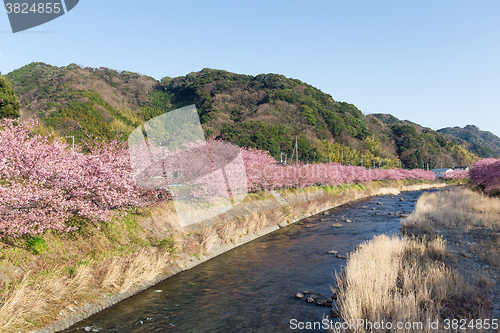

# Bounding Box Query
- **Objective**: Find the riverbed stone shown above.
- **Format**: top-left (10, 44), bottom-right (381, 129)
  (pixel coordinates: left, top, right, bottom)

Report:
top-left (331, 223), bottom-right (343, 228)
top-left (377, 202), bottom-right (382, 205)
top-left (400, 198), bottom-right (405, 202)
top-left (328, 250), bottom-right (338, 254)
top-left (306, 297), bottom-right (315, 303)
top-left (336, 255), bottom-right (348, 259)
top-left (296, 292), bottom-right (304, 299)
top-left (345, 219), bottom-right (352, 223)
top-left (372, 208), bottom-right (376, 210)
top-left (315, 299), bottom-right (327, 306)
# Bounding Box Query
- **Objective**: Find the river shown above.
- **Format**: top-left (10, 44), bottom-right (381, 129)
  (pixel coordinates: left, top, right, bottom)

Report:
top-left (62, 189), bottom-right (438, 333)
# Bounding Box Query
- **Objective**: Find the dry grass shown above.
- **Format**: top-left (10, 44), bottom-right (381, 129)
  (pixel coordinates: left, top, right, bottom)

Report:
top-left (333, 186), bottom-right (499, 333)
top-left (402, 186), bottom-right (500, 270)
top-left (0, 248), bottom-right (172, 333)
top-left (402, 186), bottom-right (500, 233)
top-left (333, 234), bottom-right (491, 333)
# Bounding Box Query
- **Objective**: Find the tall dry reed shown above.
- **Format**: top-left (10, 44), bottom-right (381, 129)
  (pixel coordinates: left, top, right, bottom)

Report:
top-left (333, 234), bottom-right (490, 333)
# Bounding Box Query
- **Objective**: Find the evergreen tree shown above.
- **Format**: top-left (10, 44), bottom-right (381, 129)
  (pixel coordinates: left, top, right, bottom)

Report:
top-left (0, 73), bottom-right (21, 119)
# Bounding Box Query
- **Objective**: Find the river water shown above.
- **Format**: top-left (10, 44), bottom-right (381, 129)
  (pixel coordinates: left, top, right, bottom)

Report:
top-left (62, 189), bottom-right (438, 333)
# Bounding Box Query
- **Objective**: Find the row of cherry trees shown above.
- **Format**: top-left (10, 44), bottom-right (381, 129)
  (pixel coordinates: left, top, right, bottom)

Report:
top-left (441, 169), bottom-right (470, 180)
top-left (0, 120), bottom-right (436, 237)
top-left (241, 147), bottom-right (435, 192)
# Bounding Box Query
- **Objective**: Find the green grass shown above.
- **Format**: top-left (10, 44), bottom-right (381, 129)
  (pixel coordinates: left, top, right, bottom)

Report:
top-left (156, 237), bottom-right (177, 254)
top-left (26, 236), bottom-right (47, 255)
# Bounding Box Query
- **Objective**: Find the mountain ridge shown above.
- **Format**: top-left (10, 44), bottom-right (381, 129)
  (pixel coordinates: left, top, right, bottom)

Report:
top-left (4, 63), bottom-right (488, 169)
top-left (437, 125), bottom-right (500, 158)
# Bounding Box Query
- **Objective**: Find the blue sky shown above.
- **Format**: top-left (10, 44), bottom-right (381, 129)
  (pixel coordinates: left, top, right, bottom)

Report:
top-left (1, 0), bottom-right (499, 136)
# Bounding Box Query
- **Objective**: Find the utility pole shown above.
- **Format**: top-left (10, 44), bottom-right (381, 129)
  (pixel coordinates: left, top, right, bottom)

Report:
top-left (341, 148), bottom-right (344, 165)
top-left (65, 136), bottom-right (75, 150)
top-left (295, 137), bottom-right (299, 163)
top-left (290, 137), bottom-right (298, 164)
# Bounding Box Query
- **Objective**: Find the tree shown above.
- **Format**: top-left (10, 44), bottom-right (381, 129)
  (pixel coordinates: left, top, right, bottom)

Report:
top-left (0, 73), bottom-right (21, 119)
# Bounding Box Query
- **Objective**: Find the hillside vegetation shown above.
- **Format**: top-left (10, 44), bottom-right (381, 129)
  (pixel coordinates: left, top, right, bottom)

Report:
top-left (4, 63), bottom-right (483, 168)
top-left (0, 72), bottom-right (21, 119)
top-left (438, 125), bottom-right (500, 158)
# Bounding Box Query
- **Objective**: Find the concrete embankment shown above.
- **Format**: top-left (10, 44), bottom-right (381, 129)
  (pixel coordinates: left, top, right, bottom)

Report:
top-left (32, 181), bottom-right (446, 333)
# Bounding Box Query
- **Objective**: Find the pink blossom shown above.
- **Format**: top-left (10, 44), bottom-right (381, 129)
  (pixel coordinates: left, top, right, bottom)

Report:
top-left (470, 158), bottom-right (500, 193)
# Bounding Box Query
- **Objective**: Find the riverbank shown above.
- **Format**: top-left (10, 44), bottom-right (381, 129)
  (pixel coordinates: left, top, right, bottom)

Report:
top-left (332, 186), bottom-right (500, 333)
top-left (0, 180), bottom-right (445, 333)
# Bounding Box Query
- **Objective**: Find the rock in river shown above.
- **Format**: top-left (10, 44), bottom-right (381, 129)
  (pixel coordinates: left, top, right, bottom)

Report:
top-left (328, 250), bottom-right (338, 254)
top-left (315, 299), bottom-right (327, 306)
top-left (296, 293), bottom-right (304, 299)
top-left (331, 223), bottom-right (343, 228)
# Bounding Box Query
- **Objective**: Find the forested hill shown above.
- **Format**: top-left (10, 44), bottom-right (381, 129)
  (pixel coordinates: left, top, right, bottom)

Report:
top-left (6, 62), bottom-right (156, 140)
top-left (437, 125), bottom-right (500, 158)
top-left (4, 63), bottom-right (483, 168)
